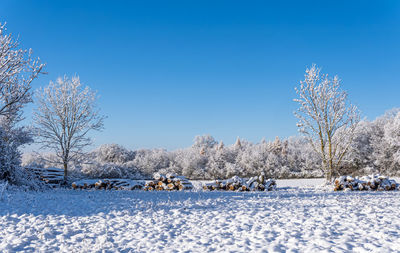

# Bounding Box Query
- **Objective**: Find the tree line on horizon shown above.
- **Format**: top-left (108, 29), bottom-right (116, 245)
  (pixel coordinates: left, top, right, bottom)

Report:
top-left (22, 109), bottom-right (400, 181)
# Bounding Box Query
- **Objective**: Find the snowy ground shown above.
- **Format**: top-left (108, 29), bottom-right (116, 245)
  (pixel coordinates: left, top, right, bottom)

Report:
top-left (1, 179), bottom-right (400, 252)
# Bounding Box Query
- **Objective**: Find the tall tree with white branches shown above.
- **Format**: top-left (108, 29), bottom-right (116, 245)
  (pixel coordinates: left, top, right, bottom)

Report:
top-left (34, 76), bottom-right (105, 182)
top-left (294, 64), bottom-right (360, 181)
top-left (0, 23), bottom-right (44, 118)
top-left (0, 23), bottom-right (44, 182)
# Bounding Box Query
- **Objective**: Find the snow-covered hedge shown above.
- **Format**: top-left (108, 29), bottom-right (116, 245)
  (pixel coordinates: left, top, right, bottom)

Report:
top-left (81, 162), bottom-right (145, 179)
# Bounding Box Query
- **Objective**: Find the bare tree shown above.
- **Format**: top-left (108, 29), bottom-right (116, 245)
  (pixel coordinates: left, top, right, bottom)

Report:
top-left (34, 76), bottom-right (105, 182)
top-left (294, 64), bottom-right (360, 181)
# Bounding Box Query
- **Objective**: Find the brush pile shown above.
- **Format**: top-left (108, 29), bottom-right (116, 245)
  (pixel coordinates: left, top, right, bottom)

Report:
top-left (72, 179), bottom-right (144, 190)
top-left (334, 174), bottom-right (399, 191)
top-left (143, 173), bottom-right (193, 191)
top-left (203, 174), bottom-right (276, 191)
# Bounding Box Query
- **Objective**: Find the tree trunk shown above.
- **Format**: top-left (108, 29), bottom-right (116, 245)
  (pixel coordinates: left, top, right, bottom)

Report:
top-left (322, 159), bottom-right (332, 182)
top-left (63, 162), bottom-right (68, 183)
top-left (326, 168), bottom-right (332, 182)
top-left (328, 135), bottom-right (334, 183)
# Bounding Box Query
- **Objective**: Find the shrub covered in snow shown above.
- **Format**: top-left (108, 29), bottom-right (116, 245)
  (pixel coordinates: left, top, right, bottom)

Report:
top-left (80, 144), bottom-right (146, 179)
top-left (81, 162), bottom-right (144, 179)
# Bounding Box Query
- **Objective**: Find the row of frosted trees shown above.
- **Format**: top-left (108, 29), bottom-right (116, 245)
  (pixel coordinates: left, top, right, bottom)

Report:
top-left (23, 107), bottom-right (400, 180)
top-left (23, 135), bottom-right (322, 180)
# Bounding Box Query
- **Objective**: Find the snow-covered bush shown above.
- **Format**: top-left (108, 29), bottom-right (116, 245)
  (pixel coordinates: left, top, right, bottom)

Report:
top-left (0, 122), bottom-right (35, 184)
top-left (346, 109), bottom-right (400, 177)
top-left (172, 148), bottom-right (208, 179)
top-left (92, 144), bottom-right (134, 164)
top-left (22, 152), bottom-right (61, 169)
top-left (132, 148), bottom-right (171, 177)
top-left (80, 144), bottom-right (145, 179)
top-left (81, 163), bottom-right (141, 179)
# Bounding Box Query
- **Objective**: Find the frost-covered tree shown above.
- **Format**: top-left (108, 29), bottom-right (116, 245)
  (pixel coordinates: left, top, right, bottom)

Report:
top-left (173, 148), bottom-right (208, 179)
top-left (0, 24), bottom-right (44, 118)
top-left (343, 120), bottom-right (375, 174)
top-left (34, 76), bottom-right (105, 182)
top-left (294, 64), bottom-right (360, 181)
top-left (285, 137), bottom-right (321, 177)
top-left (93, 144), bottom-right (134, 164)
top-left (369, 109), bottom-right (400, 175)
top-left (192, 135), bottom-right (217, 149)
top-left (79, 144), bottom-right (141, 179)
top-left (234, 137), bottom-right (242, 149)
top-left (0, 23), bottom-right (44, 182)
top-left (132, 148), bottom-right (171, 177)
top-left (206, 143), bottom-right (238, 179)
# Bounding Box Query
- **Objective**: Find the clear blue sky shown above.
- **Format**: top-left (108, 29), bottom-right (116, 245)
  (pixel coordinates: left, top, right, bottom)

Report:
top-left (1, 0), bottom-right (399, 150)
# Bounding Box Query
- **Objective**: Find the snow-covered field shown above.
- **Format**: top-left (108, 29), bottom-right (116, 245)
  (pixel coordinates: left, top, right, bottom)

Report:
top-left (1, 179), bottom-right (400, 252)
